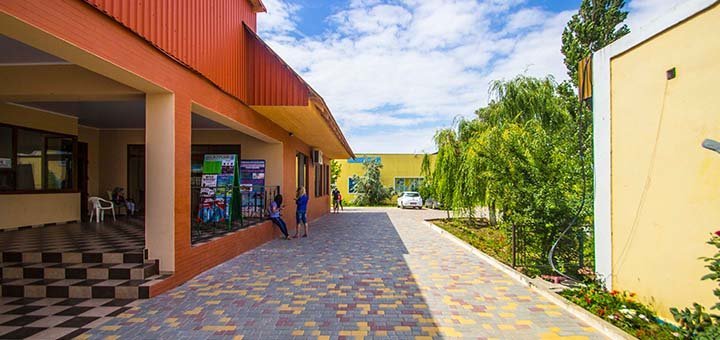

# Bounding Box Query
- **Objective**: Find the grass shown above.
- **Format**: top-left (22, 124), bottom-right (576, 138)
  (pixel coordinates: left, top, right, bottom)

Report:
top-left (431, 218), bottom-right (512, 266)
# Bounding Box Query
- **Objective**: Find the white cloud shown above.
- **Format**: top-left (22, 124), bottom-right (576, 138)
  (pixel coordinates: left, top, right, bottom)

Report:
top-left (626, 0), bottom-right (691, 30)
top-left (256, 0), bottom-right (689, 154)
top-left (257, 0), bottom-right (300, 35)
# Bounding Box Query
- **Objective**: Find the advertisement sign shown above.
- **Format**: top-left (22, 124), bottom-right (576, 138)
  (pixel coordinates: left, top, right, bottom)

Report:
top-left (240, 160), bottom-right (266, 209)
top-left (196, 154), bottom-right (241, 226)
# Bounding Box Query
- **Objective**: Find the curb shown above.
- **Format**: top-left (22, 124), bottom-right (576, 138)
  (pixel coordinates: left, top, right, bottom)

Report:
top-left (422, 220), bottom-right (637, 340)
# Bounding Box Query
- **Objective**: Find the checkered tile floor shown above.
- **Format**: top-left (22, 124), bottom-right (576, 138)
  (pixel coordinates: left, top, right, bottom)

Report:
top-left (0, 297), bottom-right (138, 339)
top-left (0, 219), bottom-right (144, 254)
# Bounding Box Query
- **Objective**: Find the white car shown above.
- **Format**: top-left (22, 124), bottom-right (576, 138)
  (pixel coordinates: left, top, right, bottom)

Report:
top-left (397, 192), bottom-right (423, 209)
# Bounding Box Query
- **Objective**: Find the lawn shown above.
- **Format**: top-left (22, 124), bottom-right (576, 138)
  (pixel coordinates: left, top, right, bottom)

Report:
top-left (430, 218), bottom-right (512, 266)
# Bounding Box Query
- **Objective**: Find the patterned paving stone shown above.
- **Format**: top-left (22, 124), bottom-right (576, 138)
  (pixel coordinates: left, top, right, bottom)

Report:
top-left (85, 208), bottom-right (606, 339)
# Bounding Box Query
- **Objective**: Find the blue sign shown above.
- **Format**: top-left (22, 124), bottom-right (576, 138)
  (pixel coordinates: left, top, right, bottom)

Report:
top-left (348, 156), bottom-right (381, 164)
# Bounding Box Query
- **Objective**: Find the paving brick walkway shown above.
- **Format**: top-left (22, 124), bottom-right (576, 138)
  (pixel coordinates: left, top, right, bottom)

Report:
top-left (85, 208), bottom-right (604, 339)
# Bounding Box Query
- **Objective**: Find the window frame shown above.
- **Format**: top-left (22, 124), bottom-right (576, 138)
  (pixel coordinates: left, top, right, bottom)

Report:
top-left (0, 122), bottom-right (78, 195)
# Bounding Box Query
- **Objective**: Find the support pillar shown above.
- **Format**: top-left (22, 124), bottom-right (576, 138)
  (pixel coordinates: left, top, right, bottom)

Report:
top-left (145, 93), bottom-right (176, 271)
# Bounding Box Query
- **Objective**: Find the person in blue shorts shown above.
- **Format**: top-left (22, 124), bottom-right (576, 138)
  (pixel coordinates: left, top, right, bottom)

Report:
top-left (294, 186), bottom-right (309, 238)
top-left (269, 194), bottom-right (290, 240)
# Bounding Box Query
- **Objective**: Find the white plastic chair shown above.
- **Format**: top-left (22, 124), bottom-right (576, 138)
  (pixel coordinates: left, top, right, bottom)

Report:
top-left (89, 197), bottom-right (116, 222)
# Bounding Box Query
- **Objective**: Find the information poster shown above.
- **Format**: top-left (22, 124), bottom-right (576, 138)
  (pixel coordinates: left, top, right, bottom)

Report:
top-left (197, 154), bottom-right (241, 226)
top-left (240, 160), bottom-right (266, 208)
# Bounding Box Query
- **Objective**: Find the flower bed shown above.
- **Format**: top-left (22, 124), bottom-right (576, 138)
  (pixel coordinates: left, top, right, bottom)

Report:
top-left (559, 282), bottom-right (677, 339)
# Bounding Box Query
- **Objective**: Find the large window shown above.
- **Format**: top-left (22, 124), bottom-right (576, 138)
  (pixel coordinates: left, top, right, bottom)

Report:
top-left (313, 163), bottom-right (330, 197)
top-left (314, 164), bottom-right (322, 197)
top-left (394, 177), bottom-right (423, 194)
top-left (0, 124), bottom-right (76, 193)
top-left (296, 153), bottom-right (308, 191)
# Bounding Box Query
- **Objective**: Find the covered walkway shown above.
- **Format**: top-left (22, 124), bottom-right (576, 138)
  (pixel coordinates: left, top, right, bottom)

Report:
top-left (82, 208), bottom-right (603, 339)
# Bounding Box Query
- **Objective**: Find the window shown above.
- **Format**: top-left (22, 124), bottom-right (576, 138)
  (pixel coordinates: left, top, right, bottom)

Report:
top-left (0, 126), bottom-right (14, 191)
top-left (324, 164), bottom-right (330, 195)
top-left (1, 124), bottom-right (77, 193)
top-left (314, 164), bottom-right (322, 197)
top-left (348, 177), bottom-right (357, 193)
top-left (296, 153), bottom-right (307, 190)
top-left (46, 137), bottom-right (74, 190)
top-left (394, 177), bottom-right (423, 194)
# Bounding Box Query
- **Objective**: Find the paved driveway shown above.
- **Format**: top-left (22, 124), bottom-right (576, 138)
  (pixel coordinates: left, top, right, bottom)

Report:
top-left (85, 208), bottom-right (603, 339)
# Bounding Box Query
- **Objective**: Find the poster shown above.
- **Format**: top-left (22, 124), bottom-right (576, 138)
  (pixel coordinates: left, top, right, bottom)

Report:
top-left (196, 154), bottom-right (241, 226)
top-left (240, 160), bottom-right (266, 187)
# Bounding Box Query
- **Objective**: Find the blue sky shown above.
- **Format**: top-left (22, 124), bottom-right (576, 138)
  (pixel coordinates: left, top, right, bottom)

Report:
top-left (257, 0), bottom-right (682, 154)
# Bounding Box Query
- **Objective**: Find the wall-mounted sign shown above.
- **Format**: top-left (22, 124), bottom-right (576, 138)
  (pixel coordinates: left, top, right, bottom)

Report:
top-left (348, 156), bottom-right (381, 164)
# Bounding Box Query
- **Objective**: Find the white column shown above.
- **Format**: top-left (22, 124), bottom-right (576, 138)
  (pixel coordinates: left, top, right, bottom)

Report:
top-left (593, 50), bottom-right (612, 289)
top-left (145, 93), bottom-right (175, 271)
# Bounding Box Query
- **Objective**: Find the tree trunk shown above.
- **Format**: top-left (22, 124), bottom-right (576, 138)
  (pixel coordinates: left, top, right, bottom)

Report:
top-left (489, 201), bottom-right (497, 226)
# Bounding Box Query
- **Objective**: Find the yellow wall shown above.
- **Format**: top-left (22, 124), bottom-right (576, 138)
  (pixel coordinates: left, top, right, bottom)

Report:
top-left (0, 103), bottom-right (82, 229)
top-left (98, 129), bottom-right (144, 197)
top-left (610, 4), bottom-right (720, 319)
top-left (335, 154), bottom-right (433, 202)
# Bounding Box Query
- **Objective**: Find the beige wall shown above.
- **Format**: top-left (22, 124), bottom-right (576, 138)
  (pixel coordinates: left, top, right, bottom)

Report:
top-left (610, 4), bottom-right (720, 319)
top-left (0, 102), bottom-right (77, 136)
top-left (192, 130), bottom-right (283, 187)
top-left (98, 129), bottom-right (144, 197)
top-left (78, 125), bottom-right (100, 196)
top-left (0, 103), bottom-right (81, 229)
top-left (0, 193), bottom-right (80, 229)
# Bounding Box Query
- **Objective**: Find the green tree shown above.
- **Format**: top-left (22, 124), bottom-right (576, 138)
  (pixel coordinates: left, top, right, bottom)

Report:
top-left (330, 160), bottom-right (342, 189)
top-left (561, 0), bottom-right (629, 86)
top-left (417, 153), bottom-right (434, 201)
top-left (432, 127), bottom-right (462, 218)
top-left (429, 76), bottom-right (592, 274)
top-left (350, 159), bottom-right (393, 206)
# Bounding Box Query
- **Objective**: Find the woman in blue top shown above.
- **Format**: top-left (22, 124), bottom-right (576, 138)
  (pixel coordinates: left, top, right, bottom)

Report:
top-left (269, 194), bottom-right (290, 240)
top-left (294, 186), bottom-right (309, 238)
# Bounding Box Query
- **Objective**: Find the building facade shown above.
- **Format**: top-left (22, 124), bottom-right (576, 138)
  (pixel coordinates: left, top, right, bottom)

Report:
top-left (0, 0), bottom-right (352, 296)
top-left (335, 154), bottom-right (433, 203)
top-left (593, 0), bottom-right (720, 319)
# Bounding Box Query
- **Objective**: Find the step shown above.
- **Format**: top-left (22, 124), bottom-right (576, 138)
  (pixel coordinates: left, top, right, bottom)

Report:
top-left (1, 261), bottom-right (158, 281)
top-left (2, 251), bottom-right (145, 264)
top-left (0, 273), bottom-right (170, 299)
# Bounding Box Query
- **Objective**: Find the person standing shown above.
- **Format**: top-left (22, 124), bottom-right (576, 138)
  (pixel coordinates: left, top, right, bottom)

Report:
top-left (332, 188), bottom-right (340, 213)
top-left (269, 194), bottom-right (290, 240)
top-left (294, 187), bottom-right (309, 238)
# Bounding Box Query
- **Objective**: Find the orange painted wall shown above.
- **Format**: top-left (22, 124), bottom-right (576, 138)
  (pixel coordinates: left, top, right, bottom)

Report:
top-left (0, 0), bottom-right (331, 295)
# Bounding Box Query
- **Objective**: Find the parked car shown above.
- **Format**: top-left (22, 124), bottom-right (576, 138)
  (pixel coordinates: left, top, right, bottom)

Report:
top-left (397, 192), bottom-right (423, 209)
top-left (424, 198), bottom-right (443, 210)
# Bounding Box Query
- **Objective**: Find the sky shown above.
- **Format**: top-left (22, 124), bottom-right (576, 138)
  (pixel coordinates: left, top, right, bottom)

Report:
top-left (257, 0), bottom-right (688, 154)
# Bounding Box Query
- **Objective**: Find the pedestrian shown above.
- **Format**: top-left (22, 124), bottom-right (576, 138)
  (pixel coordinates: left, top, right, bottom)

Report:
top-left (294, 186), bottom-right (309, 238)
top-left (112, 187), bottom-right (136, 216)
top-left (269, 194), bottom-right (290, 240)
top-left (332, 188), bottom-right (340, 213)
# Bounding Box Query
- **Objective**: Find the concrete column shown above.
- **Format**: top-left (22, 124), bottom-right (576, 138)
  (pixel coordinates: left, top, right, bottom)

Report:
top-left (145, 93), bottom-right (176, 271)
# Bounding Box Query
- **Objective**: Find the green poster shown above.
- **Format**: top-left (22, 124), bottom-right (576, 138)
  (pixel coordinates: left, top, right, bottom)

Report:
top-left (198, 154), bottom-right (242, 228)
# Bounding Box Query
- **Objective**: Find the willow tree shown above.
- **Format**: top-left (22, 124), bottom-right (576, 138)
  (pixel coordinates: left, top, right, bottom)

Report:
top-left (429, 76), bottom-right (590, 274)
top-left (432, 128), bottom-right (461, 218)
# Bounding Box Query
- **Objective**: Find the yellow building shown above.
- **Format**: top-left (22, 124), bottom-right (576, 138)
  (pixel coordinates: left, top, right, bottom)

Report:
top-left (335, 154), bottom-right (434, 202)
top-left (593, 0), bottom-right (720, 320)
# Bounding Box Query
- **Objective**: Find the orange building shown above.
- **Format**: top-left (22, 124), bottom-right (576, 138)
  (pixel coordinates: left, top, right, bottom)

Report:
top-left (0, 0), bottom-right (352, 299)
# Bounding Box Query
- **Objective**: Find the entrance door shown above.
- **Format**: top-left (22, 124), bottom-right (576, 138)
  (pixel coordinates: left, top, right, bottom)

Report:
top-left (127, 145), bottom-right (145, 214)
top-left (77, 142), bottom-right (89, 222)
